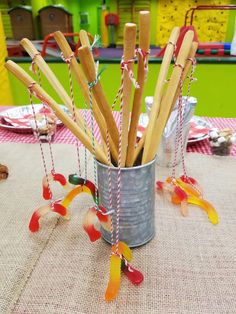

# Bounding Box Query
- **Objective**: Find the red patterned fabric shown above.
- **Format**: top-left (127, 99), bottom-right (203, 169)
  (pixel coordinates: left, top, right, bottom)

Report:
top-left (0, 107), bottom-right (235, 156)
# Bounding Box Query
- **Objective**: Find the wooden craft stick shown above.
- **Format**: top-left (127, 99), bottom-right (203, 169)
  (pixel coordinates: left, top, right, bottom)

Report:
top-left (79, 29), bottom-right (108, 158)
top-left (132, 27), bottom-right (180, 166)
top-left (139, 27), bottom-right (180, 165)
top-left (120, 23), bottom-right (137, 167)
top-left (142, 30), bottom-right (194, 164)
top-left (77, 45), bottom-right (119, 153)
top-left (53, 31), bottom-right (118, 163)
top-left (5, 60), bottom-right (109, 165)
top-left (126, 12), bottom-right (150, 167)
top-left (21, 38), bottom-right (90, 127)
top-left (79, 30), bottom-right (91, 46)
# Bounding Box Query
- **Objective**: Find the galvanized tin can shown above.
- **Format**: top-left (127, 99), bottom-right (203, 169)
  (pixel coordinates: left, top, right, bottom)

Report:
top-left (97, 159), bottom-right (156, 248)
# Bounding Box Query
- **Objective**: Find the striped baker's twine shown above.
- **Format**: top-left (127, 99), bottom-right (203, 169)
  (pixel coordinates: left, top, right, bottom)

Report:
top-left (114, 66), bottom-right (127, 254)
top-left (28, 82), bottom-right (53, 203)
top-left (87, 64), bottom-right (107, 213)
top-left (30, 52), bottom-right (41, 74)
top-left (181, 57), bottom-right (202, 196)
top-left (120, 57), bottom-right (140, 89)
top-left (107, 87), bottom-right (122, 244)
top-left (171, 63), bottom-right (184, 180)
top-left (82, 109), bottom-right (88, 181)
top-left (32, 55), bottom-right (57, 176)
top-left (180, 57), bottom-right (197, 179)
top-left (186, 57), bottom-right (197, 98)
top-left (87, 85), bottom-right (99, 210)
top-left (168, 41), bottom-right (177, 63)
top-left (61, 52), bottom-right (82, 177)
top-left (135, 48), bottom-right (150, 80)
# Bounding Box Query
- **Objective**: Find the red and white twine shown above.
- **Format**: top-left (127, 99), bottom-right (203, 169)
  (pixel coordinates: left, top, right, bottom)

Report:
top-left (61, 52), bottom-right (82, 177)
top-left (135, 48), bottom-right (150, 80)
top-left (28, 82), bottom-right (54, 202)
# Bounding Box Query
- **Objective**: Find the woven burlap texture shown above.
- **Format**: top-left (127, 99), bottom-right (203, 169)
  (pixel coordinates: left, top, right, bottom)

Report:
top-left (0, 143), bottom-right (236, 314)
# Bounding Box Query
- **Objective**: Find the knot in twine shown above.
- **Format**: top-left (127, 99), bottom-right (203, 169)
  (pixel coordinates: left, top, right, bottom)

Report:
top-left (135, 48), bottom-right (150, 80)
top-left (30, 53), bottom-right (41, 74)
top-left (120, 57), bottom-right (140, 89)
top-left (60, 52), bottom-right (74, 64)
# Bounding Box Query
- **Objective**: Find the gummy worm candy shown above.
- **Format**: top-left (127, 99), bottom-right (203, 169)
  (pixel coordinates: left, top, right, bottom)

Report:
top-left (121, 261), bottom-right (144, 285)
top-left (43, 172), bottom-right (71, 200)
top-left (29, 200), bottom-right (67, 232)
top-left (156, 181), bottom-right (188, 216)
top-left (60, 184), bottom-right (95, 209)
top-left (111, 241), bottom-right (132, 262)
top-left (187, 195), bottom-right (218, 225)
top-left (105, 241), bottom-right (142, 301)
top-left (167, 177), bottom-right (201, 198)
top-left (156, 177), bottom-right (218, 224)
top-left (83, 205), bottom-right (111, 242)
top-left (180, 175), bottom-right (203, 195)
top-left (105, 253), bottom-right (122, 301)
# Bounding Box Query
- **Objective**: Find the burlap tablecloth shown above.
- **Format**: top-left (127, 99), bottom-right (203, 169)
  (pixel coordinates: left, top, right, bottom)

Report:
top-left (0, 143), bottom-right (236, 314)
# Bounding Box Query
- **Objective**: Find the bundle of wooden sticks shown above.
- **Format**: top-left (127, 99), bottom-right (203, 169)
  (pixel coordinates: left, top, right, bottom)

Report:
top-left (5, 11), bottom-right (197, 168)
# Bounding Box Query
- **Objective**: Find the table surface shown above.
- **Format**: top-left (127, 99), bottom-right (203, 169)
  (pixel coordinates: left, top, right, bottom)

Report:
top-left (0, 106), bottom-right (236, 156)
top-left (1, 106), bottom-right (236, 313)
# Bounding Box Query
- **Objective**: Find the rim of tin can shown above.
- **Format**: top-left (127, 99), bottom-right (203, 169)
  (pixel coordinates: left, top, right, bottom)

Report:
top-left (96, 156), bottom-right (156, 171)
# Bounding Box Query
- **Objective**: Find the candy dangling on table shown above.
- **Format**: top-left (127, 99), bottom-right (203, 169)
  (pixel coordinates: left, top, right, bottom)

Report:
top-left (154, 34), bottom-right (218, 225)
top-left (156, 177), bottom-right (218, 225)
top-left (29, 200), bottom-right (67, 232)
top-left (27, 60), bottom-right (71, 231)
top-left (103, 18), bottom-right (148, 301)
top-left (26, 40), bottom-right (105, 233)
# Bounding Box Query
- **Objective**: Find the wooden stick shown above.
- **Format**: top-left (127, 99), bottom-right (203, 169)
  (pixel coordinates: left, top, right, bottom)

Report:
top-left (126, 12), bottom-right (150, 167)
top-left (79, 30), bottom-right (91, 46)
top-left (79, 29), bottom-right (108, 158)
top-left (5, 60), bottom-right (109, 165)
top-left (20, 38), bottom-right (85, 129)
top-left (77, 45), bottom-right (119, 154)
top-left (120, 23), bottom-right (137, 167)
top-left (132, 27), bottom-right (180, 166)
top-left (53, 31), bottom-right (118, 163)
top-left (142, 30), bottom-right (194, 164)
top-left (139, 27), bottom-right (180, 165)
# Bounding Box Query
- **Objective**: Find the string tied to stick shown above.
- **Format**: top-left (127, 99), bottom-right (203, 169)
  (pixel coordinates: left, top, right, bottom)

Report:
top-left (27, 81), bottom-right (55, 203)
top-left (60, 52), bottom-right (74, 64)
top-left (86, 62), bottom-right (107, 212)
top-left (135, 48), bottom-right (150, 80)
top-left (120, 56), bottom-right (140, 89)
top-left (187, 57), bottom-right (197, 82)
top-left (174, 62), bottom-right (184, 71)
top-left (30, 52), bottom-right (41, 74)
top-left (61, 51), bottom-right (83, 178)
top-left (27, 81), bottom-right (49, 106)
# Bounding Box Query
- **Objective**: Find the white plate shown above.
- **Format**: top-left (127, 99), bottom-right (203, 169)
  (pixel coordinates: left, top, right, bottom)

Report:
top-left (0, 104), bottom-right (69, 133)
top-left (188, 116), bottom-right (212, 143)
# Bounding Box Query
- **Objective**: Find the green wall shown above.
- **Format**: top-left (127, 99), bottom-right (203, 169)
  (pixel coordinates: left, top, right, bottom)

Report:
top-left (7, 60), bottom-right (236, 118)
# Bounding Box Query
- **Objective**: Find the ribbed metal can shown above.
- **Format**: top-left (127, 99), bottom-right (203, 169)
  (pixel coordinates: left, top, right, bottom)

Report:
top-left (97, 158), bottom-right (155, 248)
